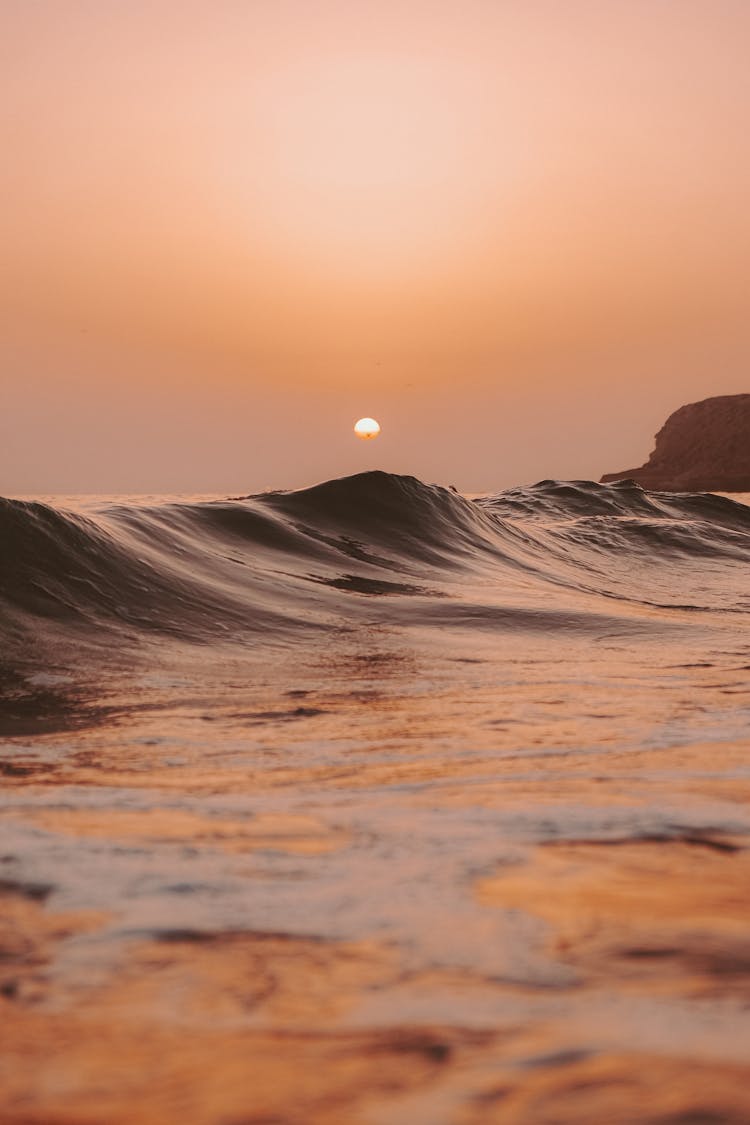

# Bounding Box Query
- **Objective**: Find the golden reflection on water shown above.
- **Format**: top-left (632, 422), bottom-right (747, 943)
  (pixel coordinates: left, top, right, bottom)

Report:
top-left (1, 624), bottom-right (750, 1123)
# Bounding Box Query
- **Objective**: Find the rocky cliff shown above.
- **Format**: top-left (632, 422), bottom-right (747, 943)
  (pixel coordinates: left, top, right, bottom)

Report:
top-left (601, 394), bottom-right (750, 492)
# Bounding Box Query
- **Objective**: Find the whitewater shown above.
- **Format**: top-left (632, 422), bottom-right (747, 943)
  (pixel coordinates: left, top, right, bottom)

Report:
top-left (1, 472), bottom-right (749, 1124)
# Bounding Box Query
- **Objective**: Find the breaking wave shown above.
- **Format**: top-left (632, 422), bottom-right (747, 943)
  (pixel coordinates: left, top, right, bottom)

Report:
top-left (1, 472), bottom-right (749, 654)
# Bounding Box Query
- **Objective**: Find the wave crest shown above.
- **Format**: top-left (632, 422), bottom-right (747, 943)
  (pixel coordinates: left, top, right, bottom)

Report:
top-left (2, 473), bottom-right (748, 655)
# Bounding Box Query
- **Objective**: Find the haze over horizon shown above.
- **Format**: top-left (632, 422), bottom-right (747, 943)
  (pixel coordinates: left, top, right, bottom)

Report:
top-left (2, 0), bottom-right (749, 494)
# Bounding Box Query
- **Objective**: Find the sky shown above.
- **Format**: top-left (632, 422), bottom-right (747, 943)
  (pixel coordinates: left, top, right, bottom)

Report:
top-left (2, 0), bottom-right (749, 494)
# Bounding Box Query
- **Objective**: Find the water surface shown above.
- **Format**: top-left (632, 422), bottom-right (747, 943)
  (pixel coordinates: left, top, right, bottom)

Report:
top-left (1, 473), bottom-right (749, 1123)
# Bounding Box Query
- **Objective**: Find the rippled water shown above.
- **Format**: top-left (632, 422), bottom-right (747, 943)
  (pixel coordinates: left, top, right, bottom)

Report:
top-left (1, 473), bottom-right (749, 1123)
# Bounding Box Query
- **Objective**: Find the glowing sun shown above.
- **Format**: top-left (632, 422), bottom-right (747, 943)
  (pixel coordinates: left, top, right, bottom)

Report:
top-left (354, 417), bottom-right (381, 440)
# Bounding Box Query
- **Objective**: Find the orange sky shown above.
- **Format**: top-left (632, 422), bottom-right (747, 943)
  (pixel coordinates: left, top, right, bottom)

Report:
top-left (2, 0), bottom-right (749, 493)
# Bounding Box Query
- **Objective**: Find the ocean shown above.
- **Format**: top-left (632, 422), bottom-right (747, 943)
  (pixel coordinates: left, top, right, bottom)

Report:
top-left (1, 471), bottom-right (749, 1123)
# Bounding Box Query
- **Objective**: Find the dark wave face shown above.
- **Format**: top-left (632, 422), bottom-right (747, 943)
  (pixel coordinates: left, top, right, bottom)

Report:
top-left (2, 472), bottom-right (749, 657)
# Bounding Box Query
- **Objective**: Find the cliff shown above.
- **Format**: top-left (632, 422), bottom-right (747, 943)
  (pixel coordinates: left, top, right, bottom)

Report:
top-left (601, 394), bottom-right (750, 492)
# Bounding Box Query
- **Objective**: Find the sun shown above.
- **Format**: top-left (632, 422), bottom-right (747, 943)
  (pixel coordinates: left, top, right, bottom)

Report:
top-left (354, 417), bottom-right (381, 440)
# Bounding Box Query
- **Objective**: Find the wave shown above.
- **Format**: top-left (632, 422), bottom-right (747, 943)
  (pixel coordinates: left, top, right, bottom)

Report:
top-left (1, 473), bottom-right (749, 655)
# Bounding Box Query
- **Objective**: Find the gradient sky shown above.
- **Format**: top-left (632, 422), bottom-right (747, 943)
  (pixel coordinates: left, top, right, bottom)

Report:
top-left (2, 0), bottom-right (749, 494)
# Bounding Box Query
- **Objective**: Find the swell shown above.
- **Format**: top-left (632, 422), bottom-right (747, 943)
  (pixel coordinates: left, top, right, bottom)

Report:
top-left (1, 473), bottom-right (748, 654)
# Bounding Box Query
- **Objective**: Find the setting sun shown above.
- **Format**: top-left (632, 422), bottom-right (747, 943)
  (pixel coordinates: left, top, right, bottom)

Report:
top-left (354, 417), bottom-right (381, 440)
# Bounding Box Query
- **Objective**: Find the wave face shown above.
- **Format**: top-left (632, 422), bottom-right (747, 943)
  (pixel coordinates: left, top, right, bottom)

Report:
top-left (2, 472), bottom-right (749, 654)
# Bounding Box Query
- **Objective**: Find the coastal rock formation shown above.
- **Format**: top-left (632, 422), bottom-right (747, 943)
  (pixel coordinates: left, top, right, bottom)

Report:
top-left (601, 394), bottom-right (750, 492)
